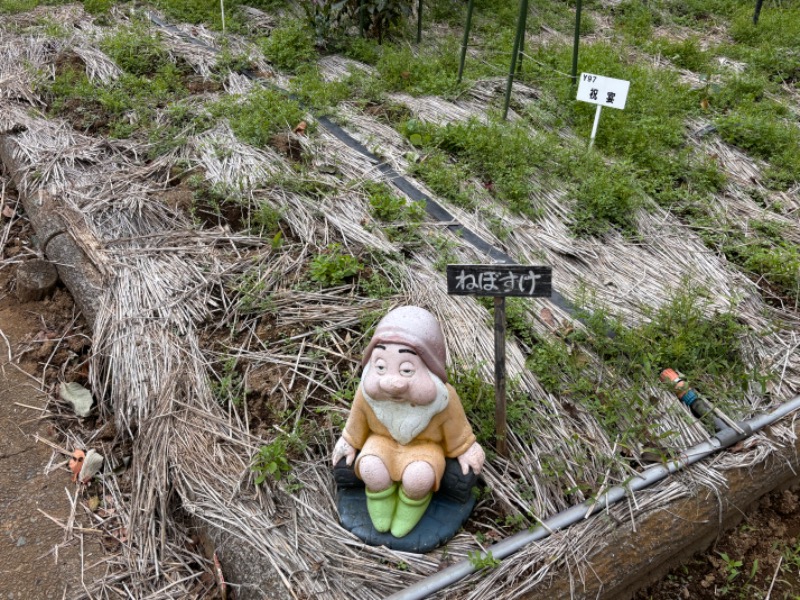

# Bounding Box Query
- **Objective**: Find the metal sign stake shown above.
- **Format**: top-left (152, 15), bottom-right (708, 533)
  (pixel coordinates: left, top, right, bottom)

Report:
top-left (589, 104), bottom-right (602, 149)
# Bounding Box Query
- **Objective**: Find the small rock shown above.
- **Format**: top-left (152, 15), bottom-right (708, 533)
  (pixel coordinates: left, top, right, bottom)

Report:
top-left (16, 536), bottom-right (26, 547)
top-left (59, 382), bottom-right (93, 417)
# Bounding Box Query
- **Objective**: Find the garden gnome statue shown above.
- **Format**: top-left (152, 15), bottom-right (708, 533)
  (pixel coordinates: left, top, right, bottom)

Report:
top-left (332, 306), bottom-right (485, 539)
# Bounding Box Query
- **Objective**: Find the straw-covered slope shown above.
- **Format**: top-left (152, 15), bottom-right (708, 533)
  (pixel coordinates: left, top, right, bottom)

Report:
top-left (0, 1), bottom-right (798, 598)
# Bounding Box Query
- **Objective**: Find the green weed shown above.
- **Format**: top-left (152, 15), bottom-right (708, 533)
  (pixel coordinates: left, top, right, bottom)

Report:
top-left (612, 0), bottom-right (659, 42)
top-left (365, 182), bottom-right (426, 246)
top-left (566, 154), bottom-right (644, 239)
top-left (252, 429), bottom-right (306, 484)
top-left (408, 150), bottom-right (476, 211)
top-left (0, 0), bottom-right (71, 14)
top-left (527, 287), bottom-right (756, 440)
top-left (252, 201), bottom-right (284, 238)
top-left (342, 37), bottom-right (382, 65)
top-left (289, 66), bottom-right (351, 111)
top-left (44, 62), bottom-right (188, 140)
top-left (83, 0), bottom-right (115, 15)
top-left (650, 36), bottom-right (711, 72)
top-left (467, 550), bottom-right (501, 570)
top-left (716, 106), bottom-right (800, 189)
top-left (100, 25), bottom-right (171, 77)
top-left (358, 257), bottom-right (402, 298)
top-left (261, 19), bottom-right (317, 73)
top-left (376, 39), bottom-right (465, 97)
top-left (212, 357), bottom-right (245, 406)
top-left (406, 118), bottom-right (549, 218)
top-left (212, 87), bottom-right (306, 148)
top-left (231, 267), bottom-right (277, 314)
top-left (309, 243), bottom-right (363, 286)
top-left (147, 101), bottom-right (213, 158)
top-left (448, 361), bottom-right (524, 448)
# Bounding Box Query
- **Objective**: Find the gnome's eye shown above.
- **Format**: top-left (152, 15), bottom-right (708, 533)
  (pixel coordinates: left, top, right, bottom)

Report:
top-left (399, 362), bottom-right (416, 377)
top-left (374, 359), bottom-right (387, 374)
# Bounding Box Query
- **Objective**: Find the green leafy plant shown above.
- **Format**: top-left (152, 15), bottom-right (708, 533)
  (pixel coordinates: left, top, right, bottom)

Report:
top-left (568, 157), bottom-right (644, 239)
top-left (527, 287), bottom-right (756, 443)
top-left (376, 40), bottom-right (463, 96)
top-left (100, 25), bottom-right (171, 77)
top-left (212, 88), bottom-right (306, 149)
top-left (84, 0), bottom-right (114, 15)
top-left (407, 118), bottom-right (549, 218)
top-left (409, 150), bottom-right (475, 210)
top-left (1, 0), bottom-right (71, 14)
top-left (211, 357), bottom-right (245, 406)
top-left (650, 36), bottom-right (710, 72)
top-left (43, 60), bottom-right (188, 140)
top-left (309, 243), bottom-right (363, 286)
top-left (365, 181), bottom-right (426, 245)
top-left (252, 430), bottom-right (306, 484)
top-left (290, 66), bottom-right (351, 111)
top-left (467, 550), bottom-right (501, 570)
top-left (717, 551), bottom-right (743, 583)
top-left (261, 20), bottom-right (317, 73)
top-left (252, 201), bottom-right (284, 238)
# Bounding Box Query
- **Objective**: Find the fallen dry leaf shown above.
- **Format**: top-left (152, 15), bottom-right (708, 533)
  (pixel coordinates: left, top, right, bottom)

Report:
top-left (2, 205), bottom-right (14, 219)
top-left (293, 121), bottom-right (307, 135)
top-left (214, 552), bottom-right (227, 600)
top-left (540, 307), bottom-right (557, 328)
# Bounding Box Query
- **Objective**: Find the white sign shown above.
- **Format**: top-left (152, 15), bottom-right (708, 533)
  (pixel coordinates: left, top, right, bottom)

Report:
top-left (576, 73), bottom-right (630, 110)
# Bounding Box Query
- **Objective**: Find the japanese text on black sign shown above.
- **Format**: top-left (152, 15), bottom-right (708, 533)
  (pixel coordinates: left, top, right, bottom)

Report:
top-left (446, 265), bottom-right (553, 298)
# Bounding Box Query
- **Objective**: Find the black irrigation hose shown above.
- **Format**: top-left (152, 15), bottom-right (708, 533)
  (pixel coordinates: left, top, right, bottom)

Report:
top-left (147, 11), bottom-right (580, 320)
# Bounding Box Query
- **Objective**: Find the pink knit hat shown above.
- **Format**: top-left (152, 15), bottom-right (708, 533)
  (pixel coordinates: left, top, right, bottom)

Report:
top-left (361, 306), bottom-right (447, 383)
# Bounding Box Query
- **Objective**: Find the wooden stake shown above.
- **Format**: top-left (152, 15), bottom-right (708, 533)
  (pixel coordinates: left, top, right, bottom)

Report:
top-left (494, 296), bottom-right (507, 457)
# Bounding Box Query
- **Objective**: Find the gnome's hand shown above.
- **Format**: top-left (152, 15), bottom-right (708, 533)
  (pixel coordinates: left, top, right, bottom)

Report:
top-left (332, 437), bottom-right (356, 467)
top-left (457, 441), bottom-right (486, 476)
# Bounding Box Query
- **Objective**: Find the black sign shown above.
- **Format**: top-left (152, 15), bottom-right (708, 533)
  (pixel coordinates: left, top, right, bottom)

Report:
top-left (446, 264), bottom-right (552, 298)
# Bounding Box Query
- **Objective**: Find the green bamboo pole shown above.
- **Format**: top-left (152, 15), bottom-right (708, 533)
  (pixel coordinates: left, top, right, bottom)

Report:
top-left (571, 0), bottom-right (583, 85)
top-left (753, 0), bottom-right (764, 24)
top-left (417, 0), bottom-right (423, 43)
top-left (516, 2), bottom-right (528, 75)
top-left (457, 0), bottom-right (476, 83)
top-left (502, 0), bottom-right (529, 120)
top-left (359, 0), bottom-right (366, 37)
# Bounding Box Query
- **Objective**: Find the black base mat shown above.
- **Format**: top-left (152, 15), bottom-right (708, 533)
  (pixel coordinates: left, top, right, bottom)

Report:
top-left (334, 458), bottom-right (478, 553)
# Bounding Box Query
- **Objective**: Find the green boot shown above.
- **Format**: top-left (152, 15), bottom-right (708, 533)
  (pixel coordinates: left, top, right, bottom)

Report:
top-left (366, 483), bottom-right (398, 533)
top-left (391, 488), bottom-right (432, 538)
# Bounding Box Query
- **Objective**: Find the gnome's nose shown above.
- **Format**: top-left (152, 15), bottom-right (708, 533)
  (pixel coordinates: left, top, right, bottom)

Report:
top-left (381, 376), bottom-right (408, 395)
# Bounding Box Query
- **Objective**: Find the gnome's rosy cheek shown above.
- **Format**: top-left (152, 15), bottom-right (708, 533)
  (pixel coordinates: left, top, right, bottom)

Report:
top-left (404, 369), bottom-right (438, 406)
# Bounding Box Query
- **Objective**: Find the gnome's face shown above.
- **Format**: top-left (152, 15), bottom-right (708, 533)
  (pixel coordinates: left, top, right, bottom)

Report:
top-left (363, 343), bottom-right (438, 406)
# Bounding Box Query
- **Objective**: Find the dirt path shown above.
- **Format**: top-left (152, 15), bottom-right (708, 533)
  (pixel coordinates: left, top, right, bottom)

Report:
top-left (0, 268), bottom-right (104, 598)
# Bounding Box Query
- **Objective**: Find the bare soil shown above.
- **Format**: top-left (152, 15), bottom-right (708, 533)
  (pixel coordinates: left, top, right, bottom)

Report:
top-left (0, 211), bottom-right (105, 598)
top-left (634, 483), bottom-right (800, 599)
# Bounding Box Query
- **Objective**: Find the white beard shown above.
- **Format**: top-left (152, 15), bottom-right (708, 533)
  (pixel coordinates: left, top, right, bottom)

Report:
top-left (361, 365), bottom-right (450, 446)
